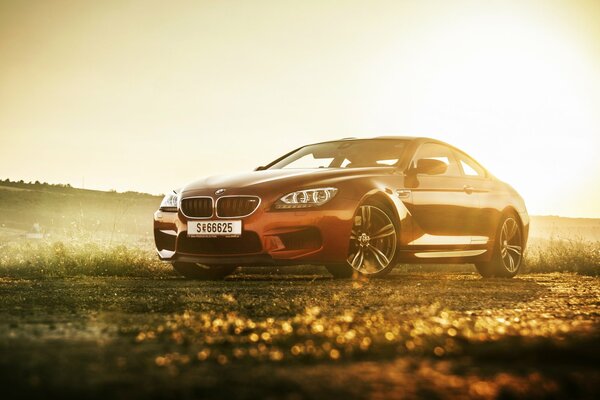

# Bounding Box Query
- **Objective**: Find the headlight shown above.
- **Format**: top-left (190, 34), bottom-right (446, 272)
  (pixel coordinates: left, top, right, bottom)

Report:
top-left (159, 191), bottom-right (179, 212)
top-left (274, 187), bottom-right (338, 209)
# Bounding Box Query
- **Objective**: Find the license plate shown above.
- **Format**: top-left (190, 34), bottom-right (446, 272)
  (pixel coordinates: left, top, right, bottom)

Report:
top-left (187, 220), bottom-right (242, 237)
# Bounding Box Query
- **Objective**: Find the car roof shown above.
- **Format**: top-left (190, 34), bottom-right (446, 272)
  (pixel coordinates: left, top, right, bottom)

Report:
top-left (312, 136), bottom-right (439, 145)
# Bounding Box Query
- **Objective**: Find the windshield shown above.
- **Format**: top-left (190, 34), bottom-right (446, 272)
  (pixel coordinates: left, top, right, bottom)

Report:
top-left (268, 139), bottom-right (408, 170)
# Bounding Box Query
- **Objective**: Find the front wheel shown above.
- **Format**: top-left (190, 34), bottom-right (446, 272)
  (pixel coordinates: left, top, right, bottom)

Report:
top-left (475, 213), bottom-right (523, 278)
top-left (327, 200), bottom-right (399, 278)
top-left (172, 262), bottom-right (237, 280)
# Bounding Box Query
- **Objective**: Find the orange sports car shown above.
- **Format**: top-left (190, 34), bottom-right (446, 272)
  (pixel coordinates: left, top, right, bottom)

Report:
top-left (154, 137), bottom-right (528, 279)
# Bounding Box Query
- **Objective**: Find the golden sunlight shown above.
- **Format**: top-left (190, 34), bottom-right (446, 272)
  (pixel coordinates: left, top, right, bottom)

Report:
top-left (0, 3), bottom-right (599, 399)
top-left (1, 0), bottom-right (599, 217)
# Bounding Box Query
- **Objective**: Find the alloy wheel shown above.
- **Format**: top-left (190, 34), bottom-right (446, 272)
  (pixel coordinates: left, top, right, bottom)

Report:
top-left (347, 205), bottom-right (397, 274)
top-left (499, 217), bottom-right (522, 273)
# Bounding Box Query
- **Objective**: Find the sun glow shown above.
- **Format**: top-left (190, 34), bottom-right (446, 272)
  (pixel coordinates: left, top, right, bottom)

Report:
top-left (0, 0), bottom-right (598, 217)
top-left (358, 2), bottom-right (600, 217)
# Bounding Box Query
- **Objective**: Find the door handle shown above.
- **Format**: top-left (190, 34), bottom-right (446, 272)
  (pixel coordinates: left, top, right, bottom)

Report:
top-left (396, 189), bottom-right (411, 198)
top-left (463, 185), bottom-right (474, 194)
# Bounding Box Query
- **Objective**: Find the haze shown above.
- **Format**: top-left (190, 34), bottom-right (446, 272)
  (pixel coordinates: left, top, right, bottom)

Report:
top-left (1, 0), bottom-right (599, 217)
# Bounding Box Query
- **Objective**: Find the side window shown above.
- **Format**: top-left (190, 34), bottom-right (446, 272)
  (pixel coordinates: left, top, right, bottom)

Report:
top-left (455, 151), bottom-right (486, 177)
top-left (412, 143), bottom-right (461, 177)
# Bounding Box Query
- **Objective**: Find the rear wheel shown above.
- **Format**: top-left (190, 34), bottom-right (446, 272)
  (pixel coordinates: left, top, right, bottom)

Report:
top-left (326, 200), bottom-right (398, 278)
top-left (172, 262), bottom-right (237, 280)
top-left (475, 213), bottom-right (523, 278)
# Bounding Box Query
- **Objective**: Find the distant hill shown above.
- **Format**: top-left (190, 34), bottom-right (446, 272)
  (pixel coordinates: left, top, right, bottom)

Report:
top-left (0, 179), bottom-right (161, 242)
top-left (528, 215), bottom-right (600, 241)
top-left (1, 179), bottom-right (598, 243)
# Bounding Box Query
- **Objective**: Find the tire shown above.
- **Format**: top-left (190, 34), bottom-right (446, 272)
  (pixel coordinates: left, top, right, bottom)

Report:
top-left (335, 198), bottom-right (399, 278)
top-left (475, 212), bottom-right (524, 278)
top-left (172, 262), bottom-right (237, 280)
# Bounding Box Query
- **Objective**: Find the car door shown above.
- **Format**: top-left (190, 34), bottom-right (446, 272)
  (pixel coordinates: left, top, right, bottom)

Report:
top-left (452, 149), bottom-right (496, 245)
top-left (403, 142), bottom-right (480, 248)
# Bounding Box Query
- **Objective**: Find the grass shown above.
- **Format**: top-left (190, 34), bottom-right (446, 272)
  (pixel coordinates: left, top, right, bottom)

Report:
top-left (0, 237), bottom-right (597, 279)
top-left (0, 241), bottom-right (171, 278)
top-left (523, 237), bottom-right (600, 275)
top-left (1, 179), bottom-right (598, 277)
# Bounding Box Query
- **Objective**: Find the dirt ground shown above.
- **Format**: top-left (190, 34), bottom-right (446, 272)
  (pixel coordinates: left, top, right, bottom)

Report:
top-left (0, 271), bottom-right (598, 399)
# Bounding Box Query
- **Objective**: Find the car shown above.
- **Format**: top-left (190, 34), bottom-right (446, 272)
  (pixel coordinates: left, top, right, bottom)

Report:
top-left (154, 137), bottom-right (529, 279)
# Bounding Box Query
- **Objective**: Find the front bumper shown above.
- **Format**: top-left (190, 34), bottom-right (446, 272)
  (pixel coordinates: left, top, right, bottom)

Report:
top-left (154, 197), bottom-right (357, 266)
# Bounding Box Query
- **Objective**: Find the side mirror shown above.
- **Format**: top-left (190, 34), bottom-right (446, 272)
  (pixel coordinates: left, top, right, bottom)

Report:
top-left (414, 159), bottom-right (448, 175)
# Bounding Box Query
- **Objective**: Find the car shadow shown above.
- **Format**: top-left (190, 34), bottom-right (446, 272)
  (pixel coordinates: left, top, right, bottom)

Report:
top-left (225, 272), bottom-right (332, 282)
top-left (216, 270), bottom-right (548, 310)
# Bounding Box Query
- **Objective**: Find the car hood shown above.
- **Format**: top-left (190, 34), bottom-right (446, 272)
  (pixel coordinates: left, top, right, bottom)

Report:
top-left (181, 168), bottom-right (394, 196)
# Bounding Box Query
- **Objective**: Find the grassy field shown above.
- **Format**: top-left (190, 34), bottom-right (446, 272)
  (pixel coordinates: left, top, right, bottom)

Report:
top-left (1, 180), bottom-right (599, 277)
top-left (0, 181), bottom-right (599, 399)
top-left (0, 180), bottom-right (159, 241)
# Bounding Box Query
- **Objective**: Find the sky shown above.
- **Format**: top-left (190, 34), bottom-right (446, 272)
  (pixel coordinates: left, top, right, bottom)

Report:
top-left (1, 0), bottom-right (599, 217)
